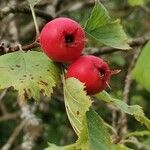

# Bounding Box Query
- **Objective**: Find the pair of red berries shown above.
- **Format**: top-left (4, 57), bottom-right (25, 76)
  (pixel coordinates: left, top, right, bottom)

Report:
top-left (40, 18), bottom-right (112, 94)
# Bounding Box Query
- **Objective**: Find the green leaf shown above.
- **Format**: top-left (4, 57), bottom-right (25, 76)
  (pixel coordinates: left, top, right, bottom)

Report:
top-left (63, 77), bottom-right (92, 136)
top-left (128, 0), bottom-right (150, 6)
top-left (85, 0), bottom-right (130, 50)
top-left (27, 0), bottom-right (41, 6)
top-left (44, 143), bottom-right (76, 150)
top-left (0, 51), bottom-right (60, 100)
top-left (76, 109), bottom-right (111, 150)
top-left (112, 144), bottom-right (133, 150)
top-left (95, 91), bottom-right (150, 130)
top-left (86, 109), bottom-right (111, 150)
top-left (132, 41), bottom-right (150, 92)
top-left (124, 130), bottom-right (150, 138)
top-left (143, 137), bottom-right (150, 150)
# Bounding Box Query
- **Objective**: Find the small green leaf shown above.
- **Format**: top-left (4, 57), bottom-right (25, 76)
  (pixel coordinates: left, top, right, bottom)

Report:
top-left (85, 0), bottom-right (130, 49)
top-left (27, 0), bottom-right (41, 6)
top-left (124, 130), bottom-right (150, 138)
top-left (112, 144), bottom-right (133, 150)
top-left (86, 109), bottom-right (111, 150)
top-left (95, 91), bottom-right (150, 130)
top-left (63, 77), bottom-right (92, 136)
top-left (128, 0), bottom-right (150, 6)
top-left (76, 109), bottom-right (111, 150)
top-left (132, 41), bottom-right (150, 92)
top-left (0, 51), bottom-right (60, 100)
top-left (44, 143), bottom-right (76, 150)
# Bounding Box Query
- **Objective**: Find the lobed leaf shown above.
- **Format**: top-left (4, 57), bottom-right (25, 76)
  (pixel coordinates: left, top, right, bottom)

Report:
top-left (0, 51), bottom-right (60, 101)
top-left (95, 91), bottom-right (150, 130)
top-left (85, 0), bottom-right (130, 50)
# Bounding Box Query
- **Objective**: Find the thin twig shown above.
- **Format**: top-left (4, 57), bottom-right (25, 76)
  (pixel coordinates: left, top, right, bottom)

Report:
top-left (117, 47), bottom-right (142, 136)
top-left (0, 112), bottom-right (19, 122)
top-left (1, 120), bottom-right (26, 150)
top-left (0, 89), bottom-right (8, 114)
top-left (0, 5), bottom-right (53, 21)
top-left (0, 34), bottom-right (149, 54)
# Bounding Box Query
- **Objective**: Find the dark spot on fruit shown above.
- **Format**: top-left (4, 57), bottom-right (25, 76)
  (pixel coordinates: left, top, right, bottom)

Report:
top-left (47, 69), bottom-right (50, 72)
top-left (16, 64), bottom-right (21, 68)
top-left (77, 111), bottom-right (80, 115)
top-left (40, 80), bottom-right (48, 86)
top-left (31, 77), bottom-right (34, 80)
top-left (99, 68), bottom-right (105, 77)
top-left (23, 75), bottom-right (27, 77)
top-left (39, 76), bottom-right (42, 78)
top-left (36, 64), bottom-right (40, 66)
top-left (65, 34), bottom-right (74, 44)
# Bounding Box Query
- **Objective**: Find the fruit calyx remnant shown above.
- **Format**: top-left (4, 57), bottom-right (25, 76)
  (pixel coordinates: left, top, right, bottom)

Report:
top-left (65, 34), bottom-right (74, 44)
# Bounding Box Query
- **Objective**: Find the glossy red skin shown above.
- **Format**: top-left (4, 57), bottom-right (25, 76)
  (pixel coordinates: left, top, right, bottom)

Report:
top-left (66, 55), bottom-right (111, 94)
top-left (40, 17), bottom-right (85, 62)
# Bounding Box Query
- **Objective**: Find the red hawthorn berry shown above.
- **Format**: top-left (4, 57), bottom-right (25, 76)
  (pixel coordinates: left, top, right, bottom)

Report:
top-left (40, 17), bottom-right (85, 62)
top-left (66, 55), bottom-right (112, 94)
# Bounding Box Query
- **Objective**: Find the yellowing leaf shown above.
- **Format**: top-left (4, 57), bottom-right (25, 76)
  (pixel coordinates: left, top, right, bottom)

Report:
top-left (0, 51), bottom-right (60, 100)
top-left (63, 77), bottom-right (92, 136)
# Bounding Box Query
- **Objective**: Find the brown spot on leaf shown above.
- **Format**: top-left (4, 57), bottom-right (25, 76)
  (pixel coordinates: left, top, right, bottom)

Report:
top-left (16, 64), bottom-right (21, 68)
top-left (40, 80), bottom-right (48, 86)
top-left (31, 77), bottom-right (34, 80)
top-left (24, 89), bottom-right (29, 99)
top-left (40, 88), bottom-right (45, 93)
top-left (77, 111), bottom-right (80, 115)
top-left (28, 88), bottom-right (31, 93)
top-left (23, 75), bottom-right (27, 77)
top-left (36, 64), bottom-right (40, 66)
top-left (47, 69), bottom-right (50, 72)
top-left (39, 76), bottom-right (42, 78)
top-left (10, 67), bottom-right (14, 70)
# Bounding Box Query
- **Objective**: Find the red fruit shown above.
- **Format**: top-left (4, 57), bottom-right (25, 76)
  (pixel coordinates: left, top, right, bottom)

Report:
top-left (40, 17), bottom-right (85, 62)
top-left (66, 55), bottom-right (112, 94)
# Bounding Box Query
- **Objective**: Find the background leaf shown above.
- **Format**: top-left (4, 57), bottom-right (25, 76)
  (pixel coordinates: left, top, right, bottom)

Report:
top-left (84, 0), bottom-right (130, 49)
top-left (128, 0), bottom-right (150, 6)
top-left (95, 91), bottom-right (150, 130)
top-left (44, 143), bottom-right (76, 150)
top-left (132, 41), bottom-right (150, 92)
top-left (112, 144), bottom-right (133, 150)
top-left (63, 77), bottom-right (92, 136)
top-left (0, 51), bottom-right (60, 100)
